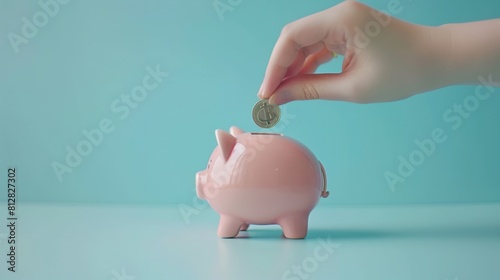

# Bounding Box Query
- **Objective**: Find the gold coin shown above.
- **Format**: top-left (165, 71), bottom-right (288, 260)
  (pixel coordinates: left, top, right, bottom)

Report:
top-left (252, 99), bottom-right (281, 128)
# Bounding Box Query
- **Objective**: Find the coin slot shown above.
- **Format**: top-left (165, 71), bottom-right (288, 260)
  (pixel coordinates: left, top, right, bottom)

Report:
top-left (250, 133), bottom-right (283, 136)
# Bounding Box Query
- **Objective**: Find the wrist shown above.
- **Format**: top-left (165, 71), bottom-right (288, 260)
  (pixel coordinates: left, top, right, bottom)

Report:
top-left (429, 20), bottom-right (500, 86)
top-left (416, 24), bottom-right (456, 88)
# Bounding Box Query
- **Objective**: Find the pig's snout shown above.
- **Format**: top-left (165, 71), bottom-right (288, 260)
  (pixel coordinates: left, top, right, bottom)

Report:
top-left (196, 171), bottom-right (207, 200)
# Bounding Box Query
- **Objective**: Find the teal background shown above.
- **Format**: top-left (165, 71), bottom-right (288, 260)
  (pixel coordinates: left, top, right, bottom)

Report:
top-left (1, 0), bottom-right (500, 206)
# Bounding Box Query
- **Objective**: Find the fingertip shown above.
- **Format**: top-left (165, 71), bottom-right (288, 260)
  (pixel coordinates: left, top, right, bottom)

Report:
top-left (259, 90), bottom-right (271, 99)
top-left (268, 91), bottom-right (292, 105)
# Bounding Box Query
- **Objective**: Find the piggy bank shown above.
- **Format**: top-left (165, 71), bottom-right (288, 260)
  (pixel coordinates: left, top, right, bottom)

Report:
top-left (196, 126), bottom-right (329, 239)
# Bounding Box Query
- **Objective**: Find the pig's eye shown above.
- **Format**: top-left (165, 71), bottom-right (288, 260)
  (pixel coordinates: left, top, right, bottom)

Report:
top-left (207, 159), bottom-right (212, 169)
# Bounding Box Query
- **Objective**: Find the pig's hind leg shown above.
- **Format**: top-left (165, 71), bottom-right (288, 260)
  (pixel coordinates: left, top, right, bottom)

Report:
top-left (240, 223), bottom-right (249, 231)
top-left (279, 213), bottom-right (309, 239)
top-left (218, 216), bottom-right (245, 238)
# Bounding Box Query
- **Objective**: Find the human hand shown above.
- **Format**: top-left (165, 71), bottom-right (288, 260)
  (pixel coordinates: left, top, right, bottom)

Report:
top-left (258, 1), bottom-right (449, 105)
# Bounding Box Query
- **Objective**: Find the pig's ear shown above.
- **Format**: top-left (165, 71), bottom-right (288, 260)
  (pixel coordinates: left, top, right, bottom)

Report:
top-left (229, 126), bottom-right (244, 136)
top-left (215, 129), bottom-right (236, 162)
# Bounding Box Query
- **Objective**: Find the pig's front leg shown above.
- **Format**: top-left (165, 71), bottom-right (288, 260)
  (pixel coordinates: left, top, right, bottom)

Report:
top-left (217, 215), bottom-right (244, 238)
top-left (279, 213), bottom-right (309, 239)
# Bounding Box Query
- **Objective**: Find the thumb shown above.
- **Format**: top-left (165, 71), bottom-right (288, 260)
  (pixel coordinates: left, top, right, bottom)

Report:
top-left (268, 73), bottom-right (357, 105)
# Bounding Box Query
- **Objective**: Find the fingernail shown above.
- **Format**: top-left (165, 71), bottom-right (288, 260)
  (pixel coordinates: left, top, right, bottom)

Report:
top-left (268, 95), bottom-right (277, 105)
top-left (268, 93), bottom-right (281, 105)
top-left (269, 92), bottom-right (288, 105)
top-left (257, 84), bottom-right (264, 98)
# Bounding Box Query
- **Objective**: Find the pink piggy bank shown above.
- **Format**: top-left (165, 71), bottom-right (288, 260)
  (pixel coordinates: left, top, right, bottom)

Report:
top-left (196, 126), bottom-right (329, 239)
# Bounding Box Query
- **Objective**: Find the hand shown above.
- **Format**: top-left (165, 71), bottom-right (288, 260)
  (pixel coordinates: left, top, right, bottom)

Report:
top-left (258, 1), bottom-right (448, 105)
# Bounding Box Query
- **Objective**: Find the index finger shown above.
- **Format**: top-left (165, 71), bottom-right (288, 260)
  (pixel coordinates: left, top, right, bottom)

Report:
top-left (258, 9), bottom-right (337, 99)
